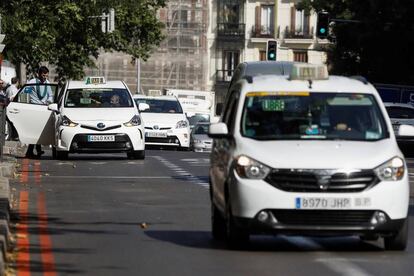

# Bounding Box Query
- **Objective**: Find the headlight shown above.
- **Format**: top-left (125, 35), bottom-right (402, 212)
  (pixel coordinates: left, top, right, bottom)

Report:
top-left (235, 155), bottom-right (271, 179)
top-left (61, 115), bottom-right (78, 127)
top-left (176, 120), bottom-right (188, 128)
top-left (124, 115), bottom-right (141, 127)
top-left (194, 139), bottom-right (202, 144)
top-left (374, 157), bottom-right (405, 181)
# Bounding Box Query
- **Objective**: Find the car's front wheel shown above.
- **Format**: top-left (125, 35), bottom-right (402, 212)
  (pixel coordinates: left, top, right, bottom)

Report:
top-left (384, 219), bottom-right (408, 250)
top-left (225, 201), bottom-right (249, 248)
top-left (55, 150), bottom-right (69, 160)
top-left (211, 202), bottom-right (226, 240)
top-left (127, 150), bottom-right (145, 160)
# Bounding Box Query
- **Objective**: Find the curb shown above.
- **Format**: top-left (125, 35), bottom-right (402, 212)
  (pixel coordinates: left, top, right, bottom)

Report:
top-left (0, 141), bottom-right (20, 276)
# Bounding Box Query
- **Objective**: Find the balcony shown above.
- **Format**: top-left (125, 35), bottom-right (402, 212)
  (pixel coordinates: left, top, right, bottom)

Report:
top-left (280, 26), bottom-right (315, 45)
top-left (217, 23), bottom-right (245, 41)
top-left (251, 25), bottom-right (274, 38)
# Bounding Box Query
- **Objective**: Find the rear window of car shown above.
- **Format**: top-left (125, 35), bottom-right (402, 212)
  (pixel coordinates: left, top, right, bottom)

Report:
top-left (385, 106), bottom-right (414, 119)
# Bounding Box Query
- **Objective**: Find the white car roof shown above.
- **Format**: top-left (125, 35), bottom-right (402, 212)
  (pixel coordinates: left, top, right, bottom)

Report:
top-left (67, 80), bottom-right (127, 89)
top-left (240, 75), bottom-right (378, 95)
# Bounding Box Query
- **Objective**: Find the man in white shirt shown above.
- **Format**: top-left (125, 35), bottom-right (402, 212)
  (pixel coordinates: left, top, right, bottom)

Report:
top-left (26, 66), bottom-right (53, 105)
top-left (25, 66), bottom-right (53, 158)
top-left (5, 77), bottom-right (19, 102)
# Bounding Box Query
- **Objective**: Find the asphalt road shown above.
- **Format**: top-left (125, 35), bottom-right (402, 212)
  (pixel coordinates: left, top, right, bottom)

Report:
top-left (10, 149), bottom-right (414, 276)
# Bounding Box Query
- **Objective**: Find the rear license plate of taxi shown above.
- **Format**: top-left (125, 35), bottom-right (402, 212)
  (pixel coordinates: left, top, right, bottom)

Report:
top-left (295, 197), bottom-right (351, 209)
top-left (87, 135), bottom-right (115, 142)
top-left (145, 131), bottom-right (167, 138)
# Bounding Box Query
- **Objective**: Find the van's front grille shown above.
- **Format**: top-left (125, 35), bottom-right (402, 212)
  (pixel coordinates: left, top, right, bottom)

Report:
top-left (270, 209), bottom-right (375, 226)
top-left (265, 169), bottom-right (379, 193)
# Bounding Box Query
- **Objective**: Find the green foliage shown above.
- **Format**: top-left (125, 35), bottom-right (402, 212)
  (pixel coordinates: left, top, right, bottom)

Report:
top-left (300, 0), bottom-right (414, 85)
top-left (0, 0), bottom-right (165, 81)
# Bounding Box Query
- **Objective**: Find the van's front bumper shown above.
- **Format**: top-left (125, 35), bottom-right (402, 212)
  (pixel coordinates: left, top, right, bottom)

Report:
top-left (229, 171), bottom-right (409, 235)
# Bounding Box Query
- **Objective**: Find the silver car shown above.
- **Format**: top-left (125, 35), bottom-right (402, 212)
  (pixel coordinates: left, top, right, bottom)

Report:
top-left (384, 102), bottom-right (414, 151)
top-left (190, 122), bottom-right (212, 152)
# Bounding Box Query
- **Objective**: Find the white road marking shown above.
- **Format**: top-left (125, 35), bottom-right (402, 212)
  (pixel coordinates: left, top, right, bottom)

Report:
top-left (153, 156), bottom-right (209, 189)
top-left (282, 236), bottom-right (373, 276)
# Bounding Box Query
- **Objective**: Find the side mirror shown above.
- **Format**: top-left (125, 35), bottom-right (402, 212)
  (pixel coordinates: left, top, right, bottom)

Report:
top-left (397, 124), bottom-right (414, 137)
top-left (208, 122), bottom-right (231, 139)
top-left (48, 103), bottom-right (59, 113)
top-left (138, 103), bottom-right (150, 112)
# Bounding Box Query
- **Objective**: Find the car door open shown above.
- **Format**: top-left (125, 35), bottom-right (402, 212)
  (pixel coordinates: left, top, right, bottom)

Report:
top-left (7, 83), bottom-right (59, 145)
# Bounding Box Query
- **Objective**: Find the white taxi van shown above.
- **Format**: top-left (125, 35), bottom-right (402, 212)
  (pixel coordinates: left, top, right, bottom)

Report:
top-left (7, 77), bottom-right (146, 159)
top-left (209, 64), bottom-right (412, 250)
top-left (133, 95), bottom-right (190, 150)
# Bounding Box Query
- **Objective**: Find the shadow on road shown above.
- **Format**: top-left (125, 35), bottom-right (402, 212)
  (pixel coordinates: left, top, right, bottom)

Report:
top-left (144, 230), bottom-right (386, 252)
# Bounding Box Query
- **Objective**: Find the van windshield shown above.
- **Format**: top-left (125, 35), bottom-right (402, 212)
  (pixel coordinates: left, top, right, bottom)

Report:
top-left (241, 92), bottom-right (388, 141)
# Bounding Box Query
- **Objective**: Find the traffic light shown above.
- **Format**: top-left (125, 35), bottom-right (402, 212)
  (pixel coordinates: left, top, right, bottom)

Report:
top-left (267, 40), bottom-right (277, 61)
top-left (316, 12), bottom-right (329, 39)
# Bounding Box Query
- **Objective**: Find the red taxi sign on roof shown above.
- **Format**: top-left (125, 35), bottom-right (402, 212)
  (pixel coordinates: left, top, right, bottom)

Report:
top-left (85, 76), bottom-right (106, 85)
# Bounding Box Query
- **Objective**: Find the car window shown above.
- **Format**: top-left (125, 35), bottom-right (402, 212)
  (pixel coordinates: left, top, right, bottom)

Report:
top-left (15, 83), bottom-right (59, 105)
top-left (194, 124), bottom-right (209, 134)
top-left (188, 114), bottom-right (210, 127)
top-left (134, 99), bottom-right (183, 113)
top-left (64, 88), bottom-right (133, 108)
top-left (241, 92), bottom-right (388, 141)
top-left (386, 106), bottom-right (414, 119)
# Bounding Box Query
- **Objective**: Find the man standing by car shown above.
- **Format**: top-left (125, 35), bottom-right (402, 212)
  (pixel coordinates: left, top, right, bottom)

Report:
top-left (25, 66), bottom-right (53, 158)
top-left (5, 77), bottom-right (19, 102)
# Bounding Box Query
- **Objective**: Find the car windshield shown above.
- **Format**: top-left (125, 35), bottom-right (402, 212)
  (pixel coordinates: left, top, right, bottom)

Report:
top-left (64, 88), bottom-right (133, 108)
top-left (188, 114), bottom-right (210, 128)
top-left (241, 92), bottom-right (388, 141)
top-left (134, 99), bottom-right (183, 113)
top-left (386, 106), bottom-right (414, 119)
top-left (193, 124), bottom-right (209, 135)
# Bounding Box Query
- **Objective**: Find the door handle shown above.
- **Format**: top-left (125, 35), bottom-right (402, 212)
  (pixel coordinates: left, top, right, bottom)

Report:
top-left (9, 109), bottom-right (19, 114)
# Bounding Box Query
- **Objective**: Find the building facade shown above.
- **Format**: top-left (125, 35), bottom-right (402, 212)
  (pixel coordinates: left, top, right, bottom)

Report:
top-left (209, 0), bottom-right (328, 104)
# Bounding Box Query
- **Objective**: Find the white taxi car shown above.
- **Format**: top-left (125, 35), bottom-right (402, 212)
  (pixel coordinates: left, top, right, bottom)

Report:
top-left (133, 95), bottom-right (190, 150)
top-left (7, 77), bottom-right (146, 159)
top-left (209, 64), bottom-right (412, 250)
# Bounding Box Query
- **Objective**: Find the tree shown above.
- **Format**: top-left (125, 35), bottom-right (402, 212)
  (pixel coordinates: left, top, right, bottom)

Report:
top-left (0, 0), bottom-right (166, 81)
top-left (299, 0), bottom-right (414, 85)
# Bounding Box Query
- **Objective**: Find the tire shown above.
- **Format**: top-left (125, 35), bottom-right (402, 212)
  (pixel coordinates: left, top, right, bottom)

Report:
top-left (127, 150), bottom-right (145, 160)
top-left (52, 147), bottom-right (57, 159)
top-left (384, 219), bottom-right (408, 251)
top-left (56, 150), bottom-right (69, 160)
top-left (211, 201), bottom-right (226, 241)
top-left (225, 200), bottom-right (249, 249)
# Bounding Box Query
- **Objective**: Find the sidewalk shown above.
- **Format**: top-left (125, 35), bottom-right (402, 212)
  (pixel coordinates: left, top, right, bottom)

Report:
top-left (0, 141), bottom-right (25, 276)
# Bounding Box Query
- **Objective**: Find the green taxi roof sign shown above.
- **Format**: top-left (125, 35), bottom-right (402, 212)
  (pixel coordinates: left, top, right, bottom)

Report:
top-left (85, 76), bottom-right (106, 85)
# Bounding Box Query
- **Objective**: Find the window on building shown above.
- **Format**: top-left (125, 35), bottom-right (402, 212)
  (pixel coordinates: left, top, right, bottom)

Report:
top-left (223, 50), bottom-right (240, 81)
top-left (259, 50), bottom-right (267, 61)
top-left (261, 5), bottom-right (274, 35)
top-left (290, 7), bottom-right (310, 36)
top-left (294, 51), bottom-right (308, 62)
